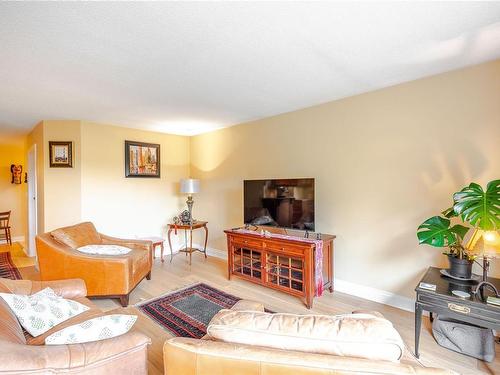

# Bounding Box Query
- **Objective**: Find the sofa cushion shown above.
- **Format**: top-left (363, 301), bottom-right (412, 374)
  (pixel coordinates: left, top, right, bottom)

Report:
top-left (207, 310), bottom-right (404, 362)
top-left (51, 222), bottom-right (102, 248)
top-left (0, 288), bottom-right (89, 337)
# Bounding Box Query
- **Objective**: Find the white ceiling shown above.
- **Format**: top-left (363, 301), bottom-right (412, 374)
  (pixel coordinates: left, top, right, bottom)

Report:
top-left (1, 2), bottom-right (500, 136)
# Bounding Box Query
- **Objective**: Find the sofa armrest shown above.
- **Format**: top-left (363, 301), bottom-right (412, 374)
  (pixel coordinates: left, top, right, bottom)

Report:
top-left (0, 332), bottom-right (150, 372)
top-left (0, 278), bottom-right (87, 298)
top-left (100, 234), bottom-right (152, 252)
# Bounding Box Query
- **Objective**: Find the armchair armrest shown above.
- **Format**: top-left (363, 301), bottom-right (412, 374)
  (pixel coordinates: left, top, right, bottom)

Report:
top-left (0, 331), bottom-right (150, 372)
top-left (0, 278), bottom-right (87, 298)
top-left (100, 234), bottom-right (152, 252)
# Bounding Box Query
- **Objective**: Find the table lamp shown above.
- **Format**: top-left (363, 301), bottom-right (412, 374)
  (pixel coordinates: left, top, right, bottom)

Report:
top-left (180, 178), bottom-right (200, 224)
top-left (467, 229), bottom-right (500, 298)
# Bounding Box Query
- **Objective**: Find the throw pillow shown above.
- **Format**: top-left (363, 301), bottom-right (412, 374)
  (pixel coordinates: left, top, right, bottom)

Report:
top-left (0, 287), bottom-right (89, 337)
top-left (76, 244), bottom-right (132, 255)
top-left (45, 314), bottom-right (137, 345)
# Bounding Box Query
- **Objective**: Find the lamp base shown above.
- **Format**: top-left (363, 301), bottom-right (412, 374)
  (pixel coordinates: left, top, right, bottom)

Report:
top-left (186, 195), bottom-right (194, 224)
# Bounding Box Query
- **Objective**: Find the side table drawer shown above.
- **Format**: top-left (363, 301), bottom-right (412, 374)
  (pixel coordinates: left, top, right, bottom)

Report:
top-left (418, 293), bottom-right (500, 321)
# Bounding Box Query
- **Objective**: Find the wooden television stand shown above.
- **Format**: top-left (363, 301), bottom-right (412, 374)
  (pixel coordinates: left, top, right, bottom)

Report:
top-left (225, 227), bottom-right (335, 308)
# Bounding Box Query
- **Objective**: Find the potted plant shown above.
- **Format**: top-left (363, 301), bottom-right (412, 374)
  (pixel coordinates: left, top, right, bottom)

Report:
top-left (417, 179), bottom-right (500, 279)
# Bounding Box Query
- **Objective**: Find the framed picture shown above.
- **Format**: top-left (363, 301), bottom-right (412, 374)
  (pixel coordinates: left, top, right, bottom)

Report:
top-left (49, 141), bottom-right (73, 168)
top-left (125, 140), bottom-right (160, 178)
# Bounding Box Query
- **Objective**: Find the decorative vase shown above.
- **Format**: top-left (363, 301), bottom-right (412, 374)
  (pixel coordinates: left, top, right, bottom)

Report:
top-left (447, 255), bottom-right (473, 279)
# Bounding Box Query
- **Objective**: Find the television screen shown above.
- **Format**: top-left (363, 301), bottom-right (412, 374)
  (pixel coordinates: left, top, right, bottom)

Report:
top-left (244, 178), bottom-right (315, 231)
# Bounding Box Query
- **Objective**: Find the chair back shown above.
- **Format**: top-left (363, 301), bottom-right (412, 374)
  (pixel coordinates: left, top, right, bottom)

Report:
top-left (0, 211), bottom-right (10, 228)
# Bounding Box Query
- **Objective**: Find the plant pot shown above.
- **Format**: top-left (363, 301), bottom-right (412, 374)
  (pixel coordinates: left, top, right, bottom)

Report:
top-left (447, 255), bottom-right (473, 279)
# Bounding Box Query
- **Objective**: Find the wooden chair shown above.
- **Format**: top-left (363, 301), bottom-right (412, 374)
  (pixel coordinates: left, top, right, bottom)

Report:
top-left (0, 211), bottom-right (12, 246)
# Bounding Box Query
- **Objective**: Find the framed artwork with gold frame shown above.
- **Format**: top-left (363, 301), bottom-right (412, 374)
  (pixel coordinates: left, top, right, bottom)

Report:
top-left (49, 141), bottom-right (73, 168)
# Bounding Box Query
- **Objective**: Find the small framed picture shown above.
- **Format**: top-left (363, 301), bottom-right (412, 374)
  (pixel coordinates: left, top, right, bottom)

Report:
top-left (49, 141), bottom-right (73, 168)
top-left (125, 140), bottom-right (160, 178)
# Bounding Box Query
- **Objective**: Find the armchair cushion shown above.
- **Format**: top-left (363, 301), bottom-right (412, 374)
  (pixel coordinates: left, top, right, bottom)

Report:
top-left (51, 222), bottom-right (102, 248)
top-left (207, 310), bottom-right (405, 362)
top-left (77, 244), bottom-right (132, 255)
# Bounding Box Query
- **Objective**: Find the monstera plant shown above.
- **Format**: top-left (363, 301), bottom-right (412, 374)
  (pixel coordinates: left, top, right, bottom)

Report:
top-left (417, 179), bottom-right (500, 278)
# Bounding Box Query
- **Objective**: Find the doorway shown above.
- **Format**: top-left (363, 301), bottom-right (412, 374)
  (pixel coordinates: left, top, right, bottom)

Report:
top-left (27, 144), bottom-right (37, 257)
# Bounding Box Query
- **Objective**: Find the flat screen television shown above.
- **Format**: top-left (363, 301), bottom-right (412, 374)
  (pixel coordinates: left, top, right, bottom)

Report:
top-left (244, 178), bottom-right (315, 231)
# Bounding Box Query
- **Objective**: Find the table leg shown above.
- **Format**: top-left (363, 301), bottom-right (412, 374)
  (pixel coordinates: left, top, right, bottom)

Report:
top-left (415, 302), bottom-right (423, 359)
top-left (167, 229), bottom-right (174, 263)
top-left (184, 230), bottom-right (188, 257)
top-left (203, 224), bottom-right (208, 259)
top-left (189, 228), bottom-right (193, 265)
top-left (160, 242), bottom-right (164, 263)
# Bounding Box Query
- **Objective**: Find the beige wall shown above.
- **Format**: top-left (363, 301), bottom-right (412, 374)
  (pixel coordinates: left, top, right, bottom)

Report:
top-left (43, 120), bottom-right (82, 231)
top-left (80, 122), bottom-right (190, 239)
top-left (190, 60), bottom-right (500, 299)
top-left (25, 121), bottom-right (190, 246)
top-left (0, 136), bottom-right (27, 240)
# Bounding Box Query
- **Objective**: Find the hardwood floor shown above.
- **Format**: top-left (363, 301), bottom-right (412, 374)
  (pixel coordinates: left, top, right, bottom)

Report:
top-left (5, 243), bottom-right (499, 374)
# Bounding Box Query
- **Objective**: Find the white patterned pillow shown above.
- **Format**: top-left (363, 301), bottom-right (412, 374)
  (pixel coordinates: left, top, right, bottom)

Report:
top-left (45, 314), bottom-right (138, 345)
top-left (0, 287), bottom-right (89, 337)
top-left (76, 244), bottom-right (132, 255)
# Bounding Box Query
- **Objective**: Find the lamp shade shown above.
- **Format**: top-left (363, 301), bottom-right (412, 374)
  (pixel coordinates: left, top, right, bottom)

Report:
top-left (180, 178), bottom-right (200, 194)
top-left (467, 229), bottom-right (500, 258)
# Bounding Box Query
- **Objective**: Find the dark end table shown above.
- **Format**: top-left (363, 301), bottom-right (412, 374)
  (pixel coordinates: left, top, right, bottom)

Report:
top-left (415, 267), bottom-right (500, 358)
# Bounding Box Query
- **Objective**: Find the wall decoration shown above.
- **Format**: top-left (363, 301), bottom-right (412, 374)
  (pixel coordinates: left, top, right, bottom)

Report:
top-left (10, 164), bottom-right (22, 184)
top-left (125, 140), bottom-right (160, 178)
top-left (49, 142), bottom-right (73, 168)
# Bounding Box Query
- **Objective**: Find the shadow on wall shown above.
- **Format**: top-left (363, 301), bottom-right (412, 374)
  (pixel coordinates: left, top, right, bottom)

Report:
top-left (187, 66), bottom-right (499, 299)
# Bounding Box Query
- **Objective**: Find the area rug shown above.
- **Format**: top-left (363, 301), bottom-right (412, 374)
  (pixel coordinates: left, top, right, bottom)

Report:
top-left (0, 251), bottom-right (22, 280)
top-left (137, 283), bottom-right (242, 338)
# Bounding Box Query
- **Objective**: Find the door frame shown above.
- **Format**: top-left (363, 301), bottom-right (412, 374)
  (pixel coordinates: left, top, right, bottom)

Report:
top-left (27, 144), bottom-right (37, 257)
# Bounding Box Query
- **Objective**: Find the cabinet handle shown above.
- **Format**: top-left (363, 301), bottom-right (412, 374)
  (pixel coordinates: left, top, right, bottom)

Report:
top-left (448, 303), bottom-right (470, 315)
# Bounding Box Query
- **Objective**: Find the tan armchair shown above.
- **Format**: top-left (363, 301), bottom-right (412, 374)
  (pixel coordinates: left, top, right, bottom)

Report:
top-left (36, 222), bottom-right (153, 306)
top-left (164, 302), bottom-right (457, 375)
top-left (0, 278), bottom-right (150, 374)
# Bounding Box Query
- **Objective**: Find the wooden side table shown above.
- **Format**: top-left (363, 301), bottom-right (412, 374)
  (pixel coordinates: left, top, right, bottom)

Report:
top-left (167, 221), bottom-right (208, 265)
top-left (139, 237), bottom-right (165, 262)
top-left (415, 267), bottom-right (500, 358)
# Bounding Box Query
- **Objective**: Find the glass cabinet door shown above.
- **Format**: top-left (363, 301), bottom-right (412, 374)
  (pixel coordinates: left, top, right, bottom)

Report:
top-left (265, 252), bottom-right (304, 293)
top-left (232, 247), bottom-right (262, 281)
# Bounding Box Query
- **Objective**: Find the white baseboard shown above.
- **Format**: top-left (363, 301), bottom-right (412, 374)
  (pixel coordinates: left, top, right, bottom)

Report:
top-left (0, 236), bottom-right (24, 244)
top-left (334, 278), bottom-right (415, 313)
top-left (191, 243), bottom-right (417, 313)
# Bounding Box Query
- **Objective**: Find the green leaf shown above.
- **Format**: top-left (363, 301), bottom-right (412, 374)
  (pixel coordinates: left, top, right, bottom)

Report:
top-left (449, 224), bottom-right (469, 240)
top-left (453, 179), bottom-right (500, 230)
top-left (417, 216), bottom-right (466, 247)
top-left (442, 206), bottom-right (457, 218)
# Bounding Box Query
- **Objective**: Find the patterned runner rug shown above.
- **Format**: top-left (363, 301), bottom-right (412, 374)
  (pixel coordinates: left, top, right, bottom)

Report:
top-left (137, 283), bottom-right (241, 338)
top-left (0, 251), bottom-right (22, 280)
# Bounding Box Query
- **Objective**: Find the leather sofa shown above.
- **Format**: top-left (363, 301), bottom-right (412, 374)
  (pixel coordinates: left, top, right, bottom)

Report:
top-left (164, 302), bottom-right (458, 375)
top-left (36, 222), bottom-right (153, 306)
top-left (0, 277), bottom-right (150, 374)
